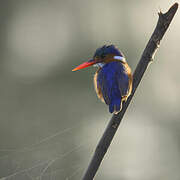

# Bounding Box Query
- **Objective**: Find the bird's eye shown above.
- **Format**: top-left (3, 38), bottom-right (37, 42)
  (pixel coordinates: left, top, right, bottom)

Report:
top-left (100, 53), bottom-right (106, 59)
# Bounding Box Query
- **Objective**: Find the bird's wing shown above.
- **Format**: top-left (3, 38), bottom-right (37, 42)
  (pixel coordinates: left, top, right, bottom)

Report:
top-left (116, 62), bottom-right (131, 98)
top-left (95, 68), bottom-right (111, 105)
top-left (95, 63), bottom-right (127, 105)
top-left (94, 62), bottom-right (132, 113)
top-left (96, 63), bottom-right (124, 113)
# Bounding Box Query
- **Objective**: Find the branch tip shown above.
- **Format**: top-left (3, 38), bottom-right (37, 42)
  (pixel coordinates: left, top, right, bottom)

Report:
top-left (158, 2), bottom-right (178, 17)
top-left (164, 2), bottom-right (178, 16)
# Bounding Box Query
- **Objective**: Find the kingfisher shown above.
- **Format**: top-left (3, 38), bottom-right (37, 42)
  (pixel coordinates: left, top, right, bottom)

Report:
top-left (72, 45), bottom-right (133, 114)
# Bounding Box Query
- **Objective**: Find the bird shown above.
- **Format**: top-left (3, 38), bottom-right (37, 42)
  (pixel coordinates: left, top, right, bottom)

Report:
top-left (72, 45), bottom-right (133, 114)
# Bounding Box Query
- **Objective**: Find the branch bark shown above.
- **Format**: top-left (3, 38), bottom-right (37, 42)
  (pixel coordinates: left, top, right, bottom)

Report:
top-left (82, 3), bottom-right (178, 180)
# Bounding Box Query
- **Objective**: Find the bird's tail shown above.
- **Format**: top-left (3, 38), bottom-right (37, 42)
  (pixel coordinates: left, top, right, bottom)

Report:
top-left (109, 98), bottom-right (122, 113)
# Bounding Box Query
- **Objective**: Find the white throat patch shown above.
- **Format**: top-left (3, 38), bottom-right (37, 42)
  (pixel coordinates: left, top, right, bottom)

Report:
top-left (93, 63), bottom-right (105, 68)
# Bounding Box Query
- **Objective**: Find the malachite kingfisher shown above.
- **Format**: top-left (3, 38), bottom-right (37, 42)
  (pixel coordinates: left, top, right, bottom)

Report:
top-left (72, 45), bottom-right (133, 114)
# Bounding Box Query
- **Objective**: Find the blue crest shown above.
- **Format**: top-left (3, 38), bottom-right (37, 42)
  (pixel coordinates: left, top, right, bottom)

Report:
top-left (93, 45), bottom-right (123, 58)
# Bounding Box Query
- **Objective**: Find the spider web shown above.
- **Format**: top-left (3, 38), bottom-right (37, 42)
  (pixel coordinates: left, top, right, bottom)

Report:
top-left (0, 121), bottom-right (93, 180)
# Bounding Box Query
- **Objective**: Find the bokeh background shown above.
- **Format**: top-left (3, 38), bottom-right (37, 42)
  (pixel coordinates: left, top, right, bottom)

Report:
top-left (0, 0), bottom-right (179, 179)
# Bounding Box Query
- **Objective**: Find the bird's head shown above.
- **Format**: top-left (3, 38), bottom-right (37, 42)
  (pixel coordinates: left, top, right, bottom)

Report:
top-left (72, 45), bottom-right (126, 71)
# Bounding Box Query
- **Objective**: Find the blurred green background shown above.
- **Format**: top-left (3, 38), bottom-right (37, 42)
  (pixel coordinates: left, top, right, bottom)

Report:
top-left (0, 0), bottom-right (179, 179)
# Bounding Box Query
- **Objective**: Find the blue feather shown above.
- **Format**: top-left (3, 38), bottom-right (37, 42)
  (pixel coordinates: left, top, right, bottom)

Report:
top-left (93, 45), bottom-right (123, 58)
top-left (97, 61), bottom-right (129, 113)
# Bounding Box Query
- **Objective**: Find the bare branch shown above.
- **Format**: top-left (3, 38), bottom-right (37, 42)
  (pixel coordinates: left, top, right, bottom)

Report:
top-left (82, 3), bottom-right (178, 180)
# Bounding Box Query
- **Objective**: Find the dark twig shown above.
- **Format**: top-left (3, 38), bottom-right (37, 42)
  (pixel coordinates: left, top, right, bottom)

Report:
top-left (82, 3), bottom-right (178, 180)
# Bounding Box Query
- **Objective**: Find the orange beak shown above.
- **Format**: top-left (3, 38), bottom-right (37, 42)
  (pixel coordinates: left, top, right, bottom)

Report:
top-left (72, 59), bottom-right (96, 71)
